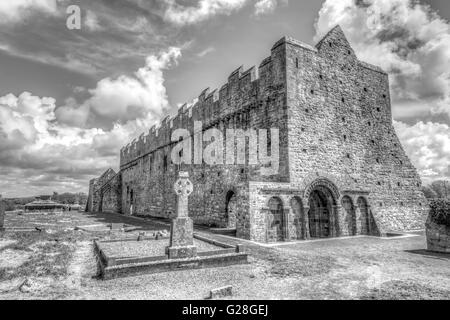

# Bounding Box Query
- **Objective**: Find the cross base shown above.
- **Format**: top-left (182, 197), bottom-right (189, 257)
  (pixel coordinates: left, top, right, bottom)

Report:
top-left (166, 217), bottom-right (198, 259)
top-left (166, 245), bottom-right (198, 259)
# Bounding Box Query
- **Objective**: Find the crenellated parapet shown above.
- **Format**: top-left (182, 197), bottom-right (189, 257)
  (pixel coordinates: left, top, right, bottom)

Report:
top-left (119, 40), bottom-right (288, 168)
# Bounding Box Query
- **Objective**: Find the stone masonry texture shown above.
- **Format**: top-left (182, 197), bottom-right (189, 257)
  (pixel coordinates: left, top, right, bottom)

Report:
top-left (87, 26), bottom-right (428, 243)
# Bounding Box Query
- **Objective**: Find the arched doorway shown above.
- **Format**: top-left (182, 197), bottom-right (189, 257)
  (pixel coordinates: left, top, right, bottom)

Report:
top-left (357, 197), bottom-right (370, 235)
top-left (290, 197), bottom-right (305, 240)
top-left (342, 196), bottom-right (356, 236)
top-left (225, 191), bottom-right (237, 229)
top-left (267, 197), bottom-right (284, 242)
top-left (308, 185), bottom-right (337, 239)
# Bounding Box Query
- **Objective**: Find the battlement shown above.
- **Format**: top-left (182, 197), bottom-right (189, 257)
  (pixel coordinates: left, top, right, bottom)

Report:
top-left (119, 25), bottom-right (389, 167)
top-left (272, 36), bottom-right (317, 52)
top-left (119, 38), bottom-right (288, 167)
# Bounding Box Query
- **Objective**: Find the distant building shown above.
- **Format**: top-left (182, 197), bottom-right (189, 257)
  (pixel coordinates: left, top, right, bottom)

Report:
top-left (25, 197), bottom-right (67, 213)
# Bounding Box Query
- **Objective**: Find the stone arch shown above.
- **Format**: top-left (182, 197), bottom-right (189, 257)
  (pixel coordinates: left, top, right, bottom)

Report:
top-left (304, 178), bottom-right (340, 238)
top-left (290, 197), bottom-right (306, 240)
top-left (267, 197), bottom-right (285, 242)
top-left (303, 177), bottom-right (340, 205)
top-left (225, 190), bottom-right (237, 229)
top-left (342, 196), bottom-right (356, 236)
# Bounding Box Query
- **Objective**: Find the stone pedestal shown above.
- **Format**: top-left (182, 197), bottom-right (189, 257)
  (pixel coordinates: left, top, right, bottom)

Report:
top-left (166, 217), bottom-right (197, 259)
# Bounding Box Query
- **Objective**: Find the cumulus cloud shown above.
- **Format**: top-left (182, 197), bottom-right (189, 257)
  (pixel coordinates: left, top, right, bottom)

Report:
top-left (196, 46), bottom-right (216, 58)
top-left (163, 0), bottom-right (248, 25)
top-left (315, 0), bottom-right (450, 121)
top-left (0, 0), bottom-right (61, 23)
top-left (56, 47), bottom-right (181, 130)
top-left (254, 0), bottom-right (287, 17)
top-left (0, 47), bottom-right (181, 197)
top-left (85, 10), bottom-right (102, 31)
top-left (163, 0), bottom-right (285, 25)
top-left (395, 121), bottom-right (450, 182)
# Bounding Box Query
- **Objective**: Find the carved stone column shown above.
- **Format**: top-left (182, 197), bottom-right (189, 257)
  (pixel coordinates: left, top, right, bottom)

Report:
top-left (334, 205), bottom-right (343, 237)
top-left (367, 205), bottom-right (373, 235)
top-left (283, 209), bottom-right (290, 241)
top-left (330, 205), bottom-right (337, 238)
top-left (354, 204), bottom-right (362, 235)
top-left (303, 205), bottom-right (311, 240)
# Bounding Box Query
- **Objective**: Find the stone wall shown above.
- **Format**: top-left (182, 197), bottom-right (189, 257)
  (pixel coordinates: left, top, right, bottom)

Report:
top-left (87, 168), bottom-right (119, 213)
top-left (90, 25), bottom-right (428, 242)
top-left (86, 178), bottom-right (97, 212)
top-left (285, 26), bottom-right (428, 234)
top-left (0, 194), bottom-right (5, 230)
top-left (118, 41), bottom-right (290, 238)
top-left (101, 173), bottom-right (122, 213)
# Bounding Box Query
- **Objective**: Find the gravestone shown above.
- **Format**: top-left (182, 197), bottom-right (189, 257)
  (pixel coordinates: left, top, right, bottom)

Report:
top-left (166, 172), bottom-right (197, 259)
top-left (110, 223), bottom-right (124, 231)
top-left (0, 194), bottom-right (5, 231)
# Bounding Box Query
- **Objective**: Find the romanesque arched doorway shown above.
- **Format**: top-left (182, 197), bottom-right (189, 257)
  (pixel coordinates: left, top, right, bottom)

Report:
top-left (342, 196), bottom-right (356, 236)
top-left (225, 191), bottom-right (237, 229)
top-left (267, 197), bottom-right (284, 242)
top-left (308, 189), bottom-right (333, 238)
top-left (304, 178), bottom-right (340, 238)
top-left (357, 197), bottom-right (370, 235)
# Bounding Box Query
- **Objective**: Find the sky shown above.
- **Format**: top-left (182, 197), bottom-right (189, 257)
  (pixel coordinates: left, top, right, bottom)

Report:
top-left (0, 0), bottom-right (449, 197)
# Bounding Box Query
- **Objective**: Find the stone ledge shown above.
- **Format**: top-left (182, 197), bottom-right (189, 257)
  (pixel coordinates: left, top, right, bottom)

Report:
top-left (99, 252), bottom-right (248, 280)
top-left (94, 236), bottom-right (248, 280)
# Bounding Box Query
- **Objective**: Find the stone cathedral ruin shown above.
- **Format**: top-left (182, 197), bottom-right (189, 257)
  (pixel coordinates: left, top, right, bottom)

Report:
top-left (87, 26), bottom-right (428, 243)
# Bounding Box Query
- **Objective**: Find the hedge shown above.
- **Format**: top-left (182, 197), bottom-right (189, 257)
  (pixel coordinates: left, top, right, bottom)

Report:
top-left (428, 199), bottom-right (450, 226)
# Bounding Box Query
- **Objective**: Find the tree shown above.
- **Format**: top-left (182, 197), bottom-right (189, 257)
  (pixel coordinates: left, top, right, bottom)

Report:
top-left (430, 180), bottom-right (450, 199)
top-left (422, 186), bottom-right (438, 199)
top-left (422, 180), bottom-right (450, 199)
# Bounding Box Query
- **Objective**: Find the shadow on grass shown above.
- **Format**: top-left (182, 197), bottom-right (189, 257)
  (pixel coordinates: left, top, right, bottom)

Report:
top-left (79, 211), bottom-right (169, 232)
top-left (405, 249), bottom-right (450, 260)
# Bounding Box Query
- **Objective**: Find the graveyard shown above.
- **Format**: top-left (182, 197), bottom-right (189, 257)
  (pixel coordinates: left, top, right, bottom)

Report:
top-left (0, 173), bottom-right (449, 300)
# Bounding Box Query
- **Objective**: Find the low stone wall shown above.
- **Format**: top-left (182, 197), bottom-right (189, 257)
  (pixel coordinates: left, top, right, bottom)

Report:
top-left (426, 200), bottom-right (450, 253)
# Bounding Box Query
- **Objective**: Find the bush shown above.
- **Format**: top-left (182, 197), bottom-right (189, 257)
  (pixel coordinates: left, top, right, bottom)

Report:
top-left (428, 199), bottom-right (450, 226)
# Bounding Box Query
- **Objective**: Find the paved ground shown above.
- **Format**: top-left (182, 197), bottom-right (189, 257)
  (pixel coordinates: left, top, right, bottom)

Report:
top-left (0, 210), bottom-right (449, 300)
